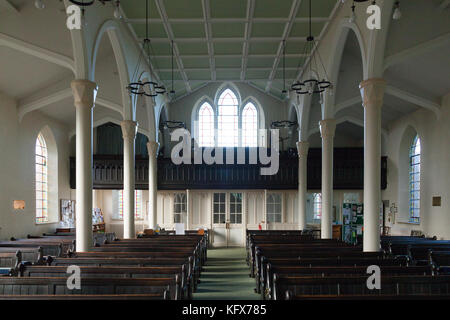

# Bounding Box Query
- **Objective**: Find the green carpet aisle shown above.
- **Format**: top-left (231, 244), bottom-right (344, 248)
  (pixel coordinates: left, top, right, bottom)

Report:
top-left (193, 247), bottom-right (260, 300)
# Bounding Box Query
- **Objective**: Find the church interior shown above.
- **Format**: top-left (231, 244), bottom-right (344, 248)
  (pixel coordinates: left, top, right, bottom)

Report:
top-left (0, 0), bottom-right (449, 303)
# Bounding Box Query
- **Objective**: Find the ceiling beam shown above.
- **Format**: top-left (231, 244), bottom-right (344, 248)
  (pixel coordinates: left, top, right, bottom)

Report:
top-left (154, 0), bottom-right (192, 92)
top-left (157, 67), bottom-right (299, 72)
top-left (201, 0), bottom-right (216, 81)
top-left (240, 0), bottom-right (255, 81)
top-left (0, 32), bottom-right (75, 74)
top-left (126, 17), bottom-right (330, 24)
top-left (0, 0), bottom-right (19, 14)
top-left (385, 85), bottom-right (441, 119)
top-left (308, 115), bottom-right (388, 140)
top-left (139, 36), bottom-right (312, 43)
top-left (18, 88), bottom-right (124, 122)
top-left (334, 96), bottom-right (362, 115)
top-left (384, 32), bottom-right (450, 70)
top-left (265, 0), bottom-right (302, 93)
top-left (18, 88), bottom-right (73, 122)
top-left (155, 53), bottom-right (307, 59)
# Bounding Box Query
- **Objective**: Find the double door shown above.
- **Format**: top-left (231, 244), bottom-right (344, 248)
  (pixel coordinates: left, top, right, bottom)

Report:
top-left (211, 192), bottom-right (245, 247)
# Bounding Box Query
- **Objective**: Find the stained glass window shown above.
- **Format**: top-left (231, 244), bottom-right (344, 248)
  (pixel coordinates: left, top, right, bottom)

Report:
top-left (242, 102), bottom-right (258, 147)
top-left (313, 193), bottom-right (322, 220)
top-left (35, 133), bottom-right (48, 223)
top-left (118, 190), bottom-right (143, 220)
top-left (217, 89), bottom-right (238, 147)
top-left (409, 135), bottom-right (421, 223)
top-left (198, 102), bottom-right (214, 147)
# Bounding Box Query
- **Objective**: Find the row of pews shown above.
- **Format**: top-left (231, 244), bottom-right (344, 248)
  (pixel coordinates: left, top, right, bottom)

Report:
top-left (246, 230), bottom-right (450, 300)
top-left (0, 231), bottom-right (207, 300)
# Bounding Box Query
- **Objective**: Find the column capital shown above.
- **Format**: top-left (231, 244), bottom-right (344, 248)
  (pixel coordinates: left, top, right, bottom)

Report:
top-left (296, 141), bottom-right (310, 159)
top-left (147, 141), bottom-right (160, 157)
top-left (359, 78), bottom-right (386, 109)
top-left (71, 80), bottom-right (98, 109)
top-left (120, 120), bottom-right (138, 140)
top-left (319, 119), bottom-right (336, 139)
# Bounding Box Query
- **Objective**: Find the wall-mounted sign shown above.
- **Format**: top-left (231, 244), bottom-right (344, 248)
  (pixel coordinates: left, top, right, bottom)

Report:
top-left (432, 196), bottom-right (442, 207)
top-left (13, 200), bottom-right (25, 210)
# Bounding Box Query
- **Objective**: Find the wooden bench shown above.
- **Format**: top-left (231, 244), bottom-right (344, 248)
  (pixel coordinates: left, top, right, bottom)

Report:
top-left (19, 264), bottom-right (192, 299)
top-left (264, 265), bottom-right (434, 300)
top-left (0, 276), bottom-right (181, 299)
top-left (273, 274), bottom-right (450, 300)
top-left (0, 293), bottom-right (169, 300)
top-left (285, 293), bottom-right (450, 300)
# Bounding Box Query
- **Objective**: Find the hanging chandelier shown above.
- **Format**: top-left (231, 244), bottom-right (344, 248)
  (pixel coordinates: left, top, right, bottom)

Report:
top-left (291, 0), bottom-right (331, 95)
top-left (281, 40), bottom-right (288, 99)
top-left (169, 40), bottom-right (176, 98)
top-left (127, 0), bottom-right (166, 97)
top-left (68, 0), bottom-right (112, 6)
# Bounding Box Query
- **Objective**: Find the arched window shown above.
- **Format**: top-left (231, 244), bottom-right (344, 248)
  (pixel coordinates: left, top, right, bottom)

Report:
top-left (242, 102), bottom-right (258, 147)
top-left (409, 135), bottom-right (421, 223)
top-left (198, 102), bottom-right (214, 147)
top-left (35, 133), bottom-right (48, 223)
top-left (313, 193), bottom-right (322, 220)
top-left (217, 89), bottom-right (238, 147)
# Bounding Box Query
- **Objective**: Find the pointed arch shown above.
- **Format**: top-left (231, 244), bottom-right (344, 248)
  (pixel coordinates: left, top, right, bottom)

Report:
top-left (198, 102), bottom-right (215, 147)
top-left (242, 102), bottom-right (258, 147)
top-left (217, 88), bottom-right (239, 147)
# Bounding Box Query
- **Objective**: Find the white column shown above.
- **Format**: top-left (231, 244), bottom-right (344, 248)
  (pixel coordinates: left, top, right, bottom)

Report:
top-left (121, 120), bottom-right (138, 239)
top-left (296, 141), bottom-right (310, 230)
top-left (319, 119), bottom-right (336, 239)
top-left (360, 78), bottom-right (386, 252)
top-left (71, 79), bottom-right (97, 252)
top-left (186, 189), bottom-right (191, 230)
top-left (147, 141), bottom-right (159, 229)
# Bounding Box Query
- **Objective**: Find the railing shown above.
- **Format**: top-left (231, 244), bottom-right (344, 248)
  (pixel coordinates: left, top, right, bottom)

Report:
top-left (69, 148), bottom-right (387, 190)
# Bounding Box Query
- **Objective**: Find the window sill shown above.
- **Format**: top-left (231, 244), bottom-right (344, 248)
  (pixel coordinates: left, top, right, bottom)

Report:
top-left (35, 222), bottom-right (58, 226)
top-left (396, 221), bottom-right (421, 225)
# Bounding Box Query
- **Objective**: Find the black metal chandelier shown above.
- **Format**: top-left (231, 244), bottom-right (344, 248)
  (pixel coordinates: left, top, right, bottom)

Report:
top-left (291, 0), bottom-right (331, 95)
top-left (271, 120), bottom-right (298, 129)
top-left (127, 0), bottom-right (166, 97)
top-left (68, 0), bottom-right (112, 6)
top-left (162, 121), bottom-right (186, 130)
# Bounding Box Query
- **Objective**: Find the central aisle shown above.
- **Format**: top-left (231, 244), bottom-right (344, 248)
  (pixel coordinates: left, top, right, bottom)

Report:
top-left (193, 247), bottom-right (260, 300)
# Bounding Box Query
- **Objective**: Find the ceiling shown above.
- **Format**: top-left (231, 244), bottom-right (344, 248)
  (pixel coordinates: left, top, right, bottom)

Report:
top-left (120, 0), bottom-right (339, 100)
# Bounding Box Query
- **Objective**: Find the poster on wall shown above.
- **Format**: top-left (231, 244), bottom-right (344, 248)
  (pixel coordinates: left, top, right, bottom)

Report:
top-left (60, 199), bottom-right (75, 228)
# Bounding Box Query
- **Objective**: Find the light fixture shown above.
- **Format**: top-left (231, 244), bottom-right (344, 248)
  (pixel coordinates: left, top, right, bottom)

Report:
top-left (113, 1), bottom-right (122, 19)
top-left (349, 2), bottom-right (356, 23)
top-left (290, 0), bottom-right (331, 96)
top-left (393, 1), bottom-right (402, 20)
top-left (169, 40), bottom-right (175, 98)
top-left (35, 0), bottom-right (45, 9)
top-left (68, 0), bottom-right (112, 6)
top-left (271, 120), bottom-right (298, 129)
top-left (281, 40), bottom-right (288, 100)
top-left (163, 121), bottom-right (185, 130)
top-left (127, 0), bottom-right (166, 98)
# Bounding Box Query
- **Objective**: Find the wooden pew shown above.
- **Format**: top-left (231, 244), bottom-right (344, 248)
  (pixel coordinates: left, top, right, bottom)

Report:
top-left (285, 293), bottom-right (450, 300)
top-left (264, 265), bottom-right (434, 300)
top-left (0, 293), bottom-right (169, 300)
top-left (19, 264), bottom-right (191, 298)
top-left (0, 276), bottom-right (181, 300)
top-left (257, 256), bottom-right (409, 295)
top-left (0, 252), bottom-right (21, 276)
top-left (273, 274), bottom-right (450, 300)
top-left (48, 256), bottom-right (200, 291)
top-left (0, 247), bottom-right (44, 266)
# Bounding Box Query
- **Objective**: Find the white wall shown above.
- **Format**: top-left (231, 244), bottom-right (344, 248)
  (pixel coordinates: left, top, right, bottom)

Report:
top-left (0, 92), bottom-right (72, 240)
top-left (382, 95), bottom-right (450, 240)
